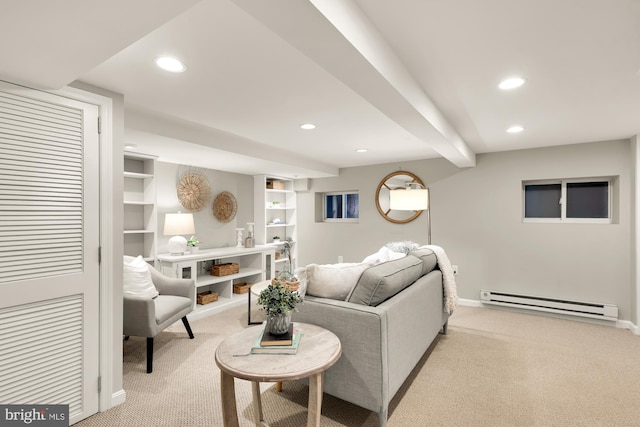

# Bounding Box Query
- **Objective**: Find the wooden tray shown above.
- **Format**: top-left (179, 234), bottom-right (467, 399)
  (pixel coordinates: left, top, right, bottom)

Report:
top-left (233, 282), bottom-right (252, 294)
top-left (197, 291), bottom-right (218, 305)
top-left (211, 263), bottom-right (239, 276)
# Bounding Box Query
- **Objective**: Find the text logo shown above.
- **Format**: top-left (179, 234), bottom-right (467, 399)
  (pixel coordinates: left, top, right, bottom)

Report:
top-left (0, 405), bottom-right (68, 426)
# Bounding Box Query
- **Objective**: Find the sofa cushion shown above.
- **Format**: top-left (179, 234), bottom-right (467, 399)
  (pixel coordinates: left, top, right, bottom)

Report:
top-left (302, 263), bottom-right (371, 300)
top-left (347, 255), bottom-right (423, 306)
top-left (408, 247), bottom-right (438, 276)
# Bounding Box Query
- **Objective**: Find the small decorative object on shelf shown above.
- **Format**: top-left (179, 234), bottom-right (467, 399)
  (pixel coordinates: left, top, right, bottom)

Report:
top-left (272, 236), bottom-right (281, 243)
top-left (257, 279), bottom-right (301, 335)
top-left (187, 235), bottom-right (200, 253)
top-left (244, 223), bottom-right (255, 248)
top-left (235, 228), bottom-right (244, 248)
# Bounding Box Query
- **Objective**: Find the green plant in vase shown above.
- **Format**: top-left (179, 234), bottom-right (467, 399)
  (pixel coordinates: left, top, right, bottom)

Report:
top-left (187, 236), bottom-right (200, 252)
top-left (257, 279), bottom-right (301, 335)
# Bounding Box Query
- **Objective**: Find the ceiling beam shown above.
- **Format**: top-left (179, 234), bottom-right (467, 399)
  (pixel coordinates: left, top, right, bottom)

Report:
top-left (126, 108), bottom-right (339, 178)
top-left (233, 0), bottom-right (475, 168)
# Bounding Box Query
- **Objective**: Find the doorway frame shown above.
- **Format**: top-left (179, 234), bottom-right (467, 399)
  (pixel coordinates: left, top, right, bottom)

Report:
top-left (50, 84), bottom-right (122, 411)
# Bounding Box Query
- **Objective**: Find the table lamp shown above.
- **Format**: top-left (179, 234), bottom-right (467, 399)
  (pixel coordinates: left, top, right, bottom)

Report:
top-left (164, 212), bottom-right (195, 255)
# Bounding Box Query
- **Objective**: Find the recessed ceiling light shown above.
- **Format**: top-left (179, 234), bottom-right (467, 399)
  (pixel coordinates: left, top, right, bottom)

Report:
top-left (507, 125), bottom-right (524, 133)
top-left (355, 148), bottom-right (368, 153)
top-left (499, 77), bottom-right (526, 90)
top-left (300, 123), bottom-right (316, 130)
top-left (154, 56), bottom-right (186, 73)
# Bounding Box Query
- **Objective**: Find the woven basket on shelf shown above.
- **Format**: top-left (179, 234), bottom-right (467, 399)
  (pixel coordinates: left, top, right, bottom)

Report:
top-left (233, 282), bottom-right (252, 294)
top-left (211, 263), bottom-right (239, 276)
top-left (197, 291), bottom-right (218, 305)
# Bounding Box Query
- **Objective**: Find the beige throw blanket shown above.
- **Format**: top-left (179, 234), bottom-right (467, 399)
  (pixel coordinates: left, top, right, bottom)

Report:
top-left (422, 245), bottom-right (459, 313)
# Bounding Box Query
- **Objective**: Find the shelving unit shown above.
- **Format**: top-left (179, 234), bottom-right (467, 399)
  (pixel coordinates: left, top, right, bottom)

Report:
top-left (253, 175), bottom-right (297, 275)
top-left (123, 152), bottom-right (157, 262)
top-left (157, 246), bottom-right (276, 321)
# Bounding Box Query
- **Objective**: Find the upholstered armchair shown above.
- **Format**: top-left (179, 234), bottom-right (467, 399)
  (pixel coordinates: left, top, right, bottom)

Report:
top-left (123, 256), bottom-right (196, 373)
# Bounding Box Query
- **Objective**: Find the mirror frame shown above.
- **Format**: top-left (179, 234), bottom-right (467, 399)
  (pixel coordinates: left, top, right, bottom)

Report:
top-left (375, 171), bottom-right (425, 224)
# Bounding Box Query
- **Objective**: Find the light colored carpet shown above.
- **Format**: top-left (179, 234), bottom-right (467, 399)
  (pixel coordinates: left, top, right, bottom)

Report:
top-left (77, 304), bottom-right (640, 426)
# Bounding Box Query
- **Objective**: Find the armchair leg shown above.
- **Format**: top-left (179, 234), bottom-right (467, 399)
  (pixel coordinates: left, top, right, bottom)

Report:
top-left (182, 316), bottom-right (195, 339)
top-left (146, 337), bottom-right (154, 373)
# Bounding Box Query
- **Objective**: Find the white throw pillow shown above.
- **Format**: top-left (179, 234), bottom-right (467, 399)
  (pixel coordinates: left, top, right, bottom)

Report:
top-left (305, 263), bottom-right (371, 300)
top-left (362, 246), bottom-right (406, 265)
top-left (123, 256), bottom-right (159, 299)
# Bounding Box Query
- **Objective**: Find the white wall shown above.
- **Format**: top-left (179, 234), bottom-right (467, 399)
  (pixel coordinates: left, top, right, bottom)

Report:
top-left (155, 163), bottom-right (254, 253)
top-left (298, 140), bottom-right (633, 321)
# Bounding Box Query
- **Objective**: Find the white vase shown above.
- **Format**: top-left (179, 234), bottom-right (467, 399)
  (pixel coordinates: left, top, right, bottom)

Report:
top-left (190, 246), bottom-right (199, 253)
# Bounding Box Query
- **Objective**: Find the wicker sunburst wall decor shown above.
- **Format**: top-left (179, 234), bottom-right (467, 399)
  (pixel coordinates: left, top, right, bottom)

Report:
top-left (177, 172), bottom-right (211, 211)
top-left (212, 191), bottom-right (237, 223)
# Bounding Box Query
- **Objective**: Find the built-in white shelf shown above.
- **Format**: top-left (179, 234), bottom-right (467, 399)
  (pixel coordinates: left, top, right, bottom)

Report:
top-left (123, 152), bottom-right (157, 261)
top-left (157, 246), bottom-right (276, 321)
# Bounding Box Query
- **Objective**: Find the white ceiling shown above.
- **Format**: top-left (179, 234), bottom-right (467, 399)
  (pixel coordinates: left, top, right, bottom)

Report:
top-left (2, 0), bottom-right (640, 178)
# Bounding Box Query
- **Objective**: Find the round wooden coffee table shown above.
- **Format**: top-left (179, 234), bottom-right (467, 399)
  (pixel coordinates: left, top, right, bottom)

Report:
top-left (215, 322), bottom-right (342, 427)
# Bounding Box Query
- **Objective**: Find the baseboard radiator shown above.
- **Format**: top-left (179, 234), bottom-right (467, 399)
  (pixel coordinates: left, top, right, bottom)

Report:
top-left (480, 290), bottom-right (618, 321)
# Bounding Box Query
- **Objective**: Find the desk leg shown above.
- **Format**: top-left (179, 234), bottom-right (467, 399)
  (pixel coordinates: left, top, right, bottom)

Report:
top-left (251, 381), bottom-right (264, 426)
top-left (220, 371), bottom-right (239, 427)
top-left (307, 372), bottom-right (324, 427)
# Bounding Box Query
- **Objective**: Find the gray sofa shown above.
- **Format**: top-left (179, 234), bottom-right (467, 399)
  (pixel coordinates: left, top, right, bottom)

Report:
top-left (294, 249), bottom-right (451, 427)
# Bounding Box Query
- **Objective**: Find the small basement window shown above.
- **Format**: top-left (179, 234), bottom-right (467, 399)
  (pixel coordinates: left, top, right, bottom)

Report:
top-left (523, 178), bottom-right (612, 223)
top-left (323, 191), bottom-right (359, 222)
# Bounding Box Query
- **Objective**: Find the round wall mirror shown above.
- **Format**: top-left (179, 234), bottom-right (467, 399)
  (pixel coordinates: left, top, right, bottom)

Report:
top-left (375, 171), bottom-right (425, 224)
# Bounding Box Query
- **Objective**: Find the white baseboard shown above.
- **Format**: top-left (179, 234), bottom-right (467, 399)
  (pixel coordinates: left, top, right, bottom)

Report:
top-left (458, 298), bottom-right (482, 307)
top-left (459, 298), bottom-right (638, 333)
top-left (617, 320), bottom-right (640, 335)
top-left (109, 389), bottom-right (126, 410)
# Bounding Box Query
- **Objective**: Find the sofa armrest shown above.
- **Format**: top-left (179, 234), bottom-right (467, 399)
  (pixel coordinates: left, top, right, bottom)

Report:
top-left (294, 297), bottom-right (389, 413)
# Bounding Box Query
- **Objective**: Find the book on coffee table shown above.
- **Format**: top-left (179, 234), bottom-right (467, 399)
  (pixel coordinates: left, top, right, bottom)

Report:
top-left (260, 323), bottom-right (294, 346)
top-left (251, 326), bottom-right (302, 355)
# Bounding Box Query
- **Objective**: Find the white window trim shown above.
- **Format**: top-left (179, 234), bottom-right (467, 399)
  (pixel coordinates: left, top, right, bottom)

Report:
top-left (523, 177), bottom-right (612, 224)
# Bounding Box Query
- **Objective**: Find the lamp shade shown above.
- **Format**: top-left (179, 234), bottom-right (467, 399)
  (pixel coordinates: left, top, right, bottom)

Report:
top-left (164, 213), bottom-right (195, 255)
top-left (389, 188), bottom-right (429, 211)
top-left (163, 213), bottom-right (195, 236)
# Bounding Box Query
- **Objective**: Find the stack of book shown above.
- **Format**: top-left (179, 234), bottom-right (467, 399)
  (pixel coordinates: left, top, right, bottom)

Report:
top-left (251, 324), bottom-right (302, 354)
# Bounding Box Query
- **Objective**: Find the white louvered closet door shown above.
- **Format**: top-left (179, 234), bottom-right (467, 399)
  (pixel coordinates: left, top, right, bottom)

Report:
top-left (0, 82), bottom-right (100, 424)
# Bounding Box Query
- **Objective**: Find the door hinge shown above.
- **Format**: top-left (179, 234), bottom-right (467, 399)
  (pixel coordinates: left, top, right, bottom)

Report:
top-left (98, 246), bottom-right (102, 263)
top-left (98, 376), bottom-right (102, 392)
top-left (97, 116), bottom-right (102, 134)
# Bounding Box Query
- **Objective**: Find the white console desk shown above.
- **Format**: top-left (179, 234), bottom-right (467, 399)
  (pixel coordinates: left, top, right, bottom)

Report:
top-left (157, 246), bottom-right (276, 321)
